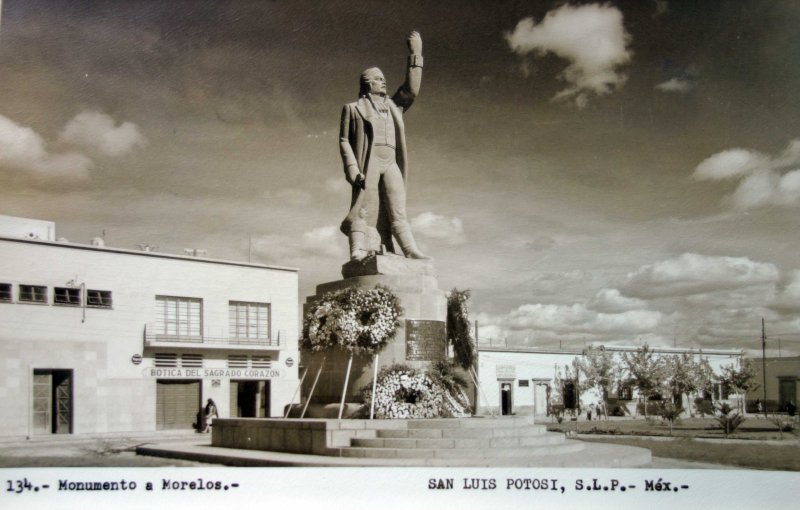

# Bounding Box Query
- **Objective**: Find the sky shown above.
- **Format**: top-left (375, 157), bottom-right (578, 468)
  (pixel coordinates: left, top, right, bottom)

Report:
top-left (1, 0), bottom-right (799, 356)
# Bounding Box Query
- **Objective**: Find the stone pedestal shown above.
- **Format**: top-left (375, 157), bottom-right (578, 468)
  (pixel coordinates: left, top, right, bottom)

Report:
top-left (301, 254), bottom-right (447, 407)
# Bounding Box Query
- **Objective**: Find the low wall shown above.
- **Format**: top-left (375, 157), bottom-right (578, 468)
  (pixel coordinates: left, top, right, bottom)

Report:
top-left (211, 418), bottom-right (406, 455)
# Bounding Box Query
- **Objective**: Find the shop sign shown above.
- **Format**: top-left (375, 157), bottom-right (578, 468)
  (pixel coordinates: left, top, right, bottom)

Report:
top-left (142, 367), bottom-right (281, 379)
top-left (496, 364), bottom-right (516, 380)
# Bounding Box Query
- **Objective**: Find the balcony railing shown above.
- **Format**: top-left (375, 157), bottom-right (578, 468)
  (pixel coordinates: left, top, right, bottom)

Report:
top-left (144, 324), bottom-right (281, 348)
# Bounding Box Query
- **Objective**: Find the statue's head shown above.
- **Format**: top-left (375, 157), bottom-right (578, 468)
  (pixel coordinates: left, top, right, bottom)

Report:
top-left (360, 67), bottom-right (386, 96)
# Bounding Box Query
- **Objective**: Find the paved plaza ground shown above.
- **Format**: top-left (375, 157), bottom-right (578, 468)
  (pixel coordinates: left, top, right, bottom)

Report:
top-left (0, 428), bottom-right (782, 469)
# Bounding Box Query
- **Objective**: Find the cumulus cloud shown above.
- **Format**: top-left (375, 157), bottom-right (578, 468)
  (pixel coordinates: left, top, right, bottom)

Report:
top-left (622, 252), bottom-right (779, 299)
top-left (59, 111), bottom-right (146, 157)
top-left (252, 225), bottom-right (346, 263)
top-left (655, 77), bottom-right (693, 93)
top-left (0, 114), bottom-right (92, 180)
top-left (692, 148), bottom-right (769, 181)
top-left (263, 188), bottom-right (313, 207)
top-left (505, 4), bottom-right (632, 108)
top-left (525, 235), bottom-right (556, 251)
top-left (492, 302), bottom-right (662, 335)
top-left (691, 139), bottom-right (800, 209)
top-left (410, 212), bottom-right (466, 245)
top-left (301, 225), bottom-right (343, 258)
top-left (770, 270), bottom-right (800, 311)
top-left (588, 288), bottom-right (647, 313)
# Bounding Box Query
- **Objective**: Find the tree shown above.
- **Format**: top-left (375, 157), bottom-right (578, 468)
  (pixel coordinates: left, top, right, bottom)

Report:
top-left (662, 353), bottom-right (717, 413)
top-left (576, 346), bottom-right (619, 421)
top-left (719, 361), bottom-right (759, 413)
top-left (689, 356), bottom-right (716, 416)
top-left (446, 289), bottom-right (475, 370)
top-left (621, 344), bottom-right (665, 418)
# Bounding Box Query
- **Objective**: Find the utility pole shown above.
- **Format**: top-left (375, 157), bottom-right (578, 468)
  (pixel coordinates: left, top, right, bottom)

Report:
top-left (762, 318), bottom-right (767, 419)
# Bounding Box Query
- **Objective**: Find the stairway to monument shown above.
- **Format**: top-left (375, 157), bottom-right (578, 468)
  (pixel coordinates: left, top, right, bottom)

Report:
top-left (323, 417), bottom-right (643, 466)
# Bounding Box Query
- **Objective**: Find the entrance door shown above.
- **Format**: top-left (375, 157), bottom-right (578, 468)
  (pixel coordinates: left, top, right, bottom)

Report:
top-left (156, 380), bottom-right (200, 430)
top-left (500, 382), bottom-right (513, 415)
top-left (32, 369), bottom-right (72, 435)
top-left (534, 383), bottom-right (548, 415)
top-left (779, 378), bottom-right (797, 410)
top-left (563, 380), bottom-right (577, 410)
top-left (231, 380), bottom-right (271, 418)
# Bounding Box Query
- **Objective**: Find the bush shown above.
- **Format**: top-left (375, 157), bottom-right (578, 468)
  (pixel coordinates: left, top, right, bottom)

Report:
top-left (637, 400), bottom-right (665, 416)
top-left (716, 403), bottom-right (745, 436)
top-left (661, 403), bottom-right (684, 434)
top-left (694, 398), bottom-right (714, 417)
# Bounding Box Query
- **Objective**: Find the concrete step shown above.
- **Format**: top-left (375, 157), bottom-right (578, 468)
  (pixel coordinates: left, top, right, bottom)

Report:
top-left (376, 425), bottom-right (547, 439)
top-left (138, 439), bottom-right (652, 467)
top-left (352, 433), bottom-right (566, 450)
top-left (404, 417), bottom-right (534, 429)
top-left (335, 440), bottom-right (585, 459)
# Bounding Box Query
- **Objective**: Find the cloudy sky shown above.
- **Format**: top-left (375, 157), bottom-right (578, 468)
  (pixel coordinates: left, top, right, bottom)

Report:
top-left (1, 1), bottom-right (799, 356)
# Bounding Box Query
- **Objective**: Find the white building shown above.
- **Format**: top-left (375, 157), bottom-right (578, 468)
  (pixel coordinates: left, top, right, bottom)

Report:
top-left (0, 215), bottom-right (299, 437)
top-left (476, 344), bottom-right (743, 417)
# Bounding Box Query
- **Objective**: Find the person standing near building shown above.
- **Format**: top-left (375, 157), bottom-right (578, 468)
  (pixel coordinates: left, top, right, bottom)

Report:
top-left (204, 398), bottom-right (218, 433)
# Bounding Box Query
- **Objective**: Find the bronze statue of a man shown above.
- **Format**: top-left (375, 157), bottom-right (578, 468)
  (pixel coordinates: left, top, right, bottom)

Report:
top-left (339, 31), bottom-right (428, 261)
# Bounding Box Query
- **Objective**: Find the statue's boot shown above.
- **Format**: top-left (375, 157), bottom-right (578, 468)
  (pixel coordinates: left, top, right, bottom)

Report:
top-left (392, 221), bottom-right (430, 259)
top-left (349, 230), bottom-right (368, 261)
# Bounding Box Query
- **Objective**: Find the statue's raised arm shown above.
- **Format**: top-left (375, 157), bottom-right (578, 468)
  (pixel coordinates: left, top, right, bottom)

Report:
top-left (392, 31), bottom-right (423, 111)
top-left (338, 31), bottom-right (429, 262)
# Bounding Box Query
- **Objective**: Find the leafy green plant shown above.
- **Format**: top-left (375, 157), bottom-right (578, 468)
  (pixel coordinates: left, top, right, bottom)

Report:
top-left (446, 289), bottom-right (475, 369)
top-left (716, 403), bottom-right (746, 437)
top-left (768, 414), bottom-right (796, 439)
top-left (660, 402), bottom-right (684, 435)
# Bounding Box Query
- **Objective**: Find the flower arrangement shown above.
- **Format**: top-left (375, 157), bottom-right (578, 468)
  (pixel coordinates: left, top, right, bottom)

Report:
top-left (302, 285), bottom-right (402, 355)
top-left (363, 363), bottom-right (471, 419)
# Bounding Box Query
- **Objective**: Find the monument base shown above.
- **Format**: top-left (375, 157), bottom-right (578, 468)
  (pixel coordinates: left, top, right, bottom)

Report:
top-left (302, 254), bottom-right (449, 407)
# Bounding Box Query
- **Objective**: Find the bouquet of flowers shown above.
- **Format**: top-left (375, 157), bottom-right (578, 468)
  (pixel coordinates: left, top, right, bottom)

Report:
top-left (302, 285), bottom-right (402, 355)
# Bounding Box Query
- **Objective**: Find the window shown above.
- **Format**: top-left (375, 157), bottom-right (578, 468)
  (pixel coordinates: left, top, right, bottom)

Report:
top-left (54, 287), bottom-right (81, 306)
top-left (228, 355), bottom-right (249, 368)
top-left (518, 379), bottom-right (529, 387)
top-left (87, 290), bottom-right (113, 308)
top-left (229, 301), bottom-right (270, 340)
top-left (181, 354), bottom-right (203, 368)
top-left (0, 283), bottom-right (11, 302)
top-left (19, 285), bottom-right (47, 304)
top-left (155, 296), bottom-right (202, 339)
top-left (228, 355), bottom-right (271, 369)
top-left (154, 353), bottom-right (178, 367)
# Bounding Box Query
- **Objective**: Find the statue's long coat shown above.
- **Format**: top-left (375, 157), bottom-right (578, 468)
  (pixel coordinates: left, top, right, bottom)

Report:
top-left (339, 91), bottom-right (414, 252)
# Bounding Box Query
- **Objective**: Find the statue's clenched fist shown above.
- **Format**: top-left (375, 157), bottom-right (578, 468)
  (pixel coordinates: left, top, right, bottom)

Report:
top-left (407, 31), bottom-right (422, 55)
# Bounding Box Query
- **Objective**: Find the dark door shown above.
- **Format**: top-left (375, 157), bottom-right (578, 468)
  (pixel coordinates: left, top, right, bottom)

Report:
top-left (779, 379), bottom-right (796, 410)
top-left (231, 380), bottom-right (271, 418)
top-left (32, 369), bottom-right (72, 435)
top-left (501, 383), bottom-right (513, 415)
top-left (156, 380), bottom-right (200, 430)
top-left (563, 380), bottom-right (577, 410)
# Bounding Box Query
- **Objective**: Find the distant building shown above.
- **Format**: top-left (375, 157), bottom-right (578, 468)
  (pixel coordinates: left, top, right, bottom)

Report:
top-left (0, 215), bottom-right (299, 437)
top-left (476, 344), bottom-right (743, 417)
top-left (745, 357), bottom-right (800, 413)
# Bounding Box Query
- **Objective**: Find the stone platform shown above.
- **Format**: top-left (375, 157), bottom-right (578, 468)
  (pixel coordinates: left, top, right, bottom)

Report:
top-left (145, 416), bottom-right (652, 467)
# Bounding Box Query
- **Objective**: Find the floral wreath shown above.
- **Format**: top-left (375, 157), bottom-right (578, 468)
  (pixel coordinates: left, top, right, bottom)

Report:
top-left (363, 364), bottom-right (471, 419)
top-left (302, 285), bottom-right (402, 355)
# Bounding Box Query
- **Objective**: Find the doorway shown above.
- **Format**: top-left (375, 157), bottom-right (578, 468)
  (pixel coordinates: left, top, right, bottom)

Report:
top-left (32, 369), bottom-right (73, 435)
top-left (500, 382), bottom-right (513, 415)
top-left (563, 380), bottom-right (577, 410)
top-left (156, 379), bottom-right (201, 430)
top-left (230, 380), bottom-right (271, 418)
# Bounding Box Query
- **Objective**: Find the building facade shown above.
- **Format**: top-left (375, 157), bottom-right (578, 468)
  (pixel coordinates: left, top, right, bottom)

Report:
top-left (476, 345), bottom-right (743, 417)
top-left (0, 216), bottom-right (299, 437)
top-left (745, 357), bottom-right (800, 413)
